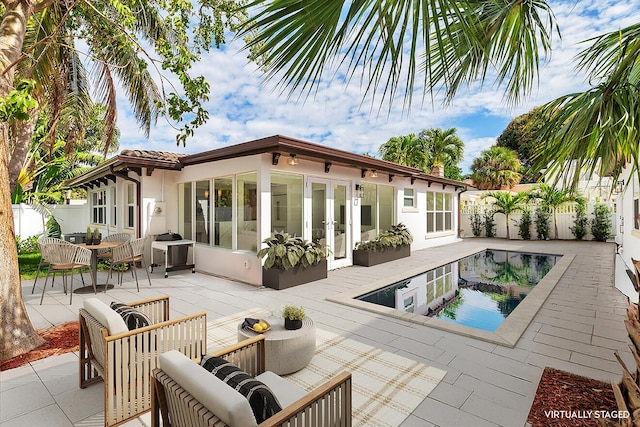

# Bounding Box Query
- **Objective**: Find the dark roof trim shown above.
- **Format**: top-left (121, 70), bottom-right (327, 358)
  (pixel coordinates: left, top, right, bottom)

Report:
top-left (182, 135), bottom-right (466, 187)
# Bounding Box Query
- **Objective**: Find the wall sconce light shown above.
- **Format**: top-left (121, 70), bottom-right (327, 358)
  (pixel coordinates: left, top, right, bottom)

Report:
top-left (615, 179), bottom-right (625, 194)
top-left (355, 184), bottom-right (364, 198)
top-left (203, 190), bottom-right (209, 199)
top-left (370, 170), bottom-right (378, 178)
top-left (288, 154), bottom-right (299, 166)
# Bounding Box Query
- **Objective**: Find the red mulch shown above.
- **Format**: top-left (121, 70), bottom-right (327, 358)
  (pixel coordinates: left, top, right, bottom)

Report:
top-left (0, 322), bottom-right (79, 371)
top-left (528, 367), bottom-right (618, 426)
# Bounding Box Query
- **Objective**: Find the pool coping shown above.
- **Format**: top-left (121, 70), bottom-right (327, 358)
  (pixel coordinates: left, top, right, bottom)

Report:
top-left (327, 245), bottom-right (575, 347)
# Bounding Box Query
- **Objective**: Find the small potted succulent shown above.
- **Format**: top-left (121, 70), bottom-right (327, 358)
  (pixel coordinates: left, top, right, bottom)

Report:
top-left (282, 305), bottom-right (306, 330)
top-left (93, 228), bottom-right (102, 245)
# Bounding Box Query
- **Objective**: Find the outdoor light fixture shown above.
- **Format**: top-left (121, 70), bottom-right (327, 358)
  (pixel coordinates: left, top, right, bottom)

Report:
top-left (615, 179), bottom-right (625, 194)
top-left (355, 184), bottom-right (364, 198)
top-left (370, 170), bottom-right (378, 178)
top-left (288, 154), bottom-right (299, 166)
top-left (204, 190), bottom-right (209, 199)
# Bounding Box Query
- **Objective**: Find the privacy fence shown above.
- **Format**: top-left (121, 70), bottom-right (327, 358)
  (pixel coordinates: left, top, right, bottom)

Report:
top-left (13, 203), bottom-right (89, 239)
top-left (460, 202), bottom-right (616, 241)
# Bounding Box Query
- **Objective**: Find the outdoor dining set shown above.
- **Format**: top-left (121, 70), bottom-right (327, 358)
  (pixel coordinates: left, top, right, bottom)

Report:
top-left (32, 233), bottom-right (152, 305)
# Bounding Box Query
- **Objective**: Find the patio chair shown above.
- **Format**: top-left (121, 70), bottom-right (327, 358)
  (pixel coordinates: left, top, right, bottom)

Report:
top-left (104, 237), bottom-right (152, 292)
top-left (32, 236), bottom-right (86, 294)
top-left (151, 335), bottom-right (352, 427)
top-left (79, 296), bottom-right (207, 427)
top-left (632, 258), bottom-right (640, 291)
top-left (98, 233), bottom-right (132, 261)
top-left (40, 242), bottom-right (92, 305)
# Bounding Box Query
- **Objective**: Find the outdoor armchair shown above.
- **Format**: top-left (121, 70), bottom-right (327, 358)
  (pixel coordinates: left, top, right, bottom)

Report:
top-left (79, 296), bottom-right (207, 426)
top-left (151, 335), bottom-right (352, 427)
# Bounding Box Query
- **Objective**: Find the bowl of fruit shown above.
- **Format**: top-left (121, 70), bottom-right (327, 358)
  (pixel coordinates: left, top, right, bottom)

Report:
top-left (247, 319), bottom-right (270, 333)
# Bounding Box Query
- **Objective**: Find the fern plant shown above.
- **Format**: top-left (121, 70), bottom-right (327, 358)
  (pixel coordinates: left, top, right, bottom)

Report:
top-left (591, 203), bottom-right (611, 242)
top-left (257, 233), bottom-right (327, 270)
top-left (570, 203), bottom-right (589, 240)
top-left (470, 209), bottom-right (483, 237)
top-left (518, 209), bottom-right (532, 240)
top-left (484, 209), bottom-right (496, 238)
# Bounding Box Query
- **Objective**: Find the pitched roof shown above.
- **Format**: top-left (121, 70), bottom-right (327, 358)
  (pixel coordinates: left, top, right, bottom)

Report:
top-left (67, 135), bottom-right (467, 189)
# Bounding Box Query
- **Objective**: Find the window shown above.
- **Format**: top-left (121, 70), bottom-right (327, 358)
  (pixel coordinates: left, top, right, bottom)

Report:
top-left (110, 187), bottom-right (117, 226)
top-left (126, 184), bottom-right (135, 228)
top-left (237, 173), bottom-right (258, 251)
top-left (214, 177), bottom-right (233, 249)
top-left (178, 183), bottom-right (193, 240)
top-left (403, 188), bottom-right (415, 208)
top-left (195, 181), bottom-right (210, 244)
top-left (360, 184), bottom-right (394, 240)
top-left (425, 265), bottom-right (454, 304)
top-left (426, 191), bottom-right (453, 233)
top-left (271, 173), bottom-right (303, 237)
top-left (91, 190), bottom-right (107, 224)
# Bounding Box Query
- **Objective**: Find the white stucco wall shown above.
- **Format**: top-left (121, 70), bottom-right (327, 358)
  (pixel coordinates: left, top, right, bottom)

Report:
top-left (616, 165), bottom-right (639, 270)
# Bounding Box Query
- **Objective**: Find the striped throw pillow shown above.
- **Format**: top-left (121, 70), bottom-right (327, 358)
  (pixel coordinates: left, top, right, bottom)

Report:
top-left (200, 355), bottom-right (282, 423)
top-left (110, 302), bottom-right (151, 330)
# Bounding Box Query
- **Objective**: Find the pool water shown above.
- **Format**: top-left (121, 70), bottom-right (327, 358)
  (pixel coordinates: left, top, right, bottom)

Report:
top-left (356, 250), bottom-right (561, 332)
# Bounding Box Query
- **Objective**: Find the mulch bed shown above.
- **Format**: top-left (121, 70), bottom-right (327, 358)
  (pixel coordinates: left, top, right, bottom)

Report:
top-left (528, 367), bottom-right (618, 426)
top-left (0, 322), bottom-right (79, 371)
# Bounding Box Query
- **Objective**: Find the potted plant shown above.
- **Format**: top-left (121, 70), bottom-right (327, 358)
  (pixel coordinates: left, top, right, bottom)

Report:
top-left (353, 223), bottom-right (413, 266)
top-left (85, 226), bottom-right (94, 245)
top-left (93, 228), bottom-right (102, 245)
top-left (282, 305), bottom-right (306, 330)
top-left (257, 233), bottom-right (328, 290)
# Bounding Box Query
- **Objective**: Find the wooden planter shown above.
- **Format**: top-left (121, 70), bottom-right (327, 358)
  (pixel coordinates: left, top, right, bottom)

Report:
top-left (263, 260), bottom-right (328, 290)
top-left (353, 244), bottom-right (411, 267)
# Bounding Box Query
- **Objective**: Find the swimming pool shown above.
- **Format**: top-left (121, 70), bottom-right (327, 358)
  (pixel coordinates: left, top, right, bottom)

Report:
top-left (356, 250), bottom-right (562, 332)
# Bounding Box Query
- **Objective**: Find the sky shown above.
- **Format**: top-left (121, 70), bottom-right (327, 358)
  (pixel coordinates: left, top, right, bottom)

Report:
top-left (114, 0), bottom-right (640, 175)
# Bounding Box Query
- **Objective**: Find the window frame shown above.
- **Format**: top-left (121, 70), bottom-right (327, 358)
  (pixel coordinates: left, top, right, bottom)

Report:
top-left (91, 189), bottom-right (107, 225)
top-left (126, 183), bottom-right (135, 229)
top-left (426, 191), bottom-right (454, 235)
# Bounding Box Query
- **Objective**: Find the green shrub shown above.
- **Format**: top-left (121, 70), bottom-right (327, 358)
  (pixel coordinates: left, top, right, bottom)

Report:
top-left (15, 235), bottom-right (39, 253)
top-left (591, 203), bottom-right (611, 242)
top-left (535, 207), bottom-right (551, 240)
top-left (518, 210), bottom-right (532, 240)
top-left (470, 209), bottom-right (483, 237)
top-left (484, 209), bottom-right (496, 238)
top-left (570, 204), bottom-right (589, 240)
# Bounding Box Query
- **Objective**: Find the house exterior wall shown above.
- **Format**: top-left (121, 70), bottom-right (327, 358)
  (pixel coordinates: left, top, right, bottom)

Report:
top-left (616, 165), bottom-right (638, 270)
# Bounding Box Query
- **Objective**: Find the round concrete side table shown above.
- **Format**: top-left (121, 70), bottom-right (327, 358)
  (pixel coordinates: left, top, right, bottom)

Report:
top-left (237, 317), bottom-right (316, 375)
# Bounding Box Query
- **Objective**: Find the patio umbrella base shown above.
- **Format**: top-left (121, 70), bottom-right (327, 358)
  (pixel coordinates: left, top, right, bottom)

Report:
top-left (73, 284), bottom-right (114, 294)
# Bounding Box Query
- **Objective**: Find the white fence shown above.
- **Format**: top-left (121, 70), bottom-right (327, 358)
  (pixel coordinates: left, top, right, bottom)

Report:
top-left (460, 202), bottom-right (617, 240)
top-left (13, 203), bottom-right (89, 239)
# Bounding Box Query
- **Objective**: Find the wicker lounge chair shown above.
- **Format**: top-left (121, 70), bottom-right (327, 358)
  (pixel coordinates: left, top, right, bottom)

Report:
top-left (151, 335), bottom-right (352, 427)
top-left (79, 296), bottom-right (207, 426)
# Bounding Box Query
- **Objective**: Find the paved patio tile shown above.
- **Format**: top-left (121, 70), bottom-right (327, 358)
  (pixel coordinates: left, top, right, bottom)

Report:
top-left (0, 379), bottom-right (54, 422)
top-left (0, 404), bottom-right (73, 427)
top-left (4, 239), bottom-right (635, 427)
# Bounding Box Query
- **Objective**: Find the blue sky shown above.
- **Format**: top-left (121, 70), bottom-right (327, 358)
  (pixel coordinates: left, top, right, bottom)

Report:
top-left (114, 0), bottom-right (640, 175)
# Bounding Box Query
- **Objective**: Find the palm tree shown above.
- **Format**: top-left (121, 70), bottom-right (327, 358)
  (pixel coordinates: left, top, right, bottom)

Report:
top-left (529, 184), bottom-right (584, 240)
top-left (482, 191), bottom-right (528, 239)
top-left (419, 128), bottom-right (464, 177)
top-left (378, 134), bottom-right (428, 170)
top-left (471, 147), bottom-right (522, 190)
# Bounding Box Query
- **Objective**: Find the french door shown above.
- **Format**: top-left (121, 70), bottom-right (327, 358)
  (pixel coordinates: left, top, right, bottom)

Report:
top-left (308, 178), bottom-right (351, 269)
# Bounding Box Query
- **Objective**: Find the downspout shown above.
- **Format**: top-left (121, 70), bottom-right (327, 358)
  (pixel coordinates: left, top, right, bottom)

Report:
top-left (457, 185), bottom-right (468, 239)
top-left (111, 166), bottom-right (142, 238)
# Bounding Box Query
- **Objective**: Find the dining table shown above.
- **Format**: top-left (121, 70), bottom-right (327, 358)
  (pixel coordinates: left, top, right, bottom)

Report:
top-left (73, 241), bottom-right (121, 293)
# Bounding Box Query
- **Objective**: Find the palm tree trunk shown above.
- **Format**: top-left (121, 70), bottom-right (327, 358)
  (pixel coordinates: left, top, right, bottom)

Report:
top-left (505, 215), bottom-right (510, 239)
top-left (0, 0), bottom-right (45, 361)
top-left (8, 109), bottom-right (39, 195)
top-left (553, 210), bottom-right (558, 240)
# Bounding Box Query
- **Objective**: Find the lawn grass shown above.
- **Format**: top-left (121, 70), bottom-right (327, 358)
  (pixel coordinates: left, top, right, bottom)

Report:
top-left (19, 251), bottom-right (112, 280)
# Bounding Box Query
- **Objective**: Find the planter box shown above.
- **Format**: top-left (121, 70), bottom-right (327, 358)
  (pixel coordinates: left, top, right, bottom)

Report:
top-left (353, 244), bottom-right (411, 267)
top-left (262, 260), bottom-right (328, 290)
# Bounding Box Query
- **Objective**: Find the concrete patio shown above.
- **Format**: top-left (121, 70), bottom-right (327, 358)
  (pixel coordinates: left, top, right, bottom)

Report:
top-left (1, 239), bottom-right (635, 427)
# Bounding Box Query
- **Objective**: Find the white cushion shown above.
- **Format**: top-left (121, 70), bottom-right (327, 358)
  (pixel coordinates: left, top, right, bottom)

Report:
top-left (159, 351), bottom-right (257, 427)
top-left (83, 298), bottom-right (128, 336)
top-left (256, 371), bottom-right (307, 408)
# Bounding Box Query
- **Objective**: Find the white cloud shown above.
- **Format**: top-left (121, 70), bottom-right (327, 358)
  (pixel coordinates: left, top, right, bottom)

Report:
top-left (113, 0), bottom-right (640, 172)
